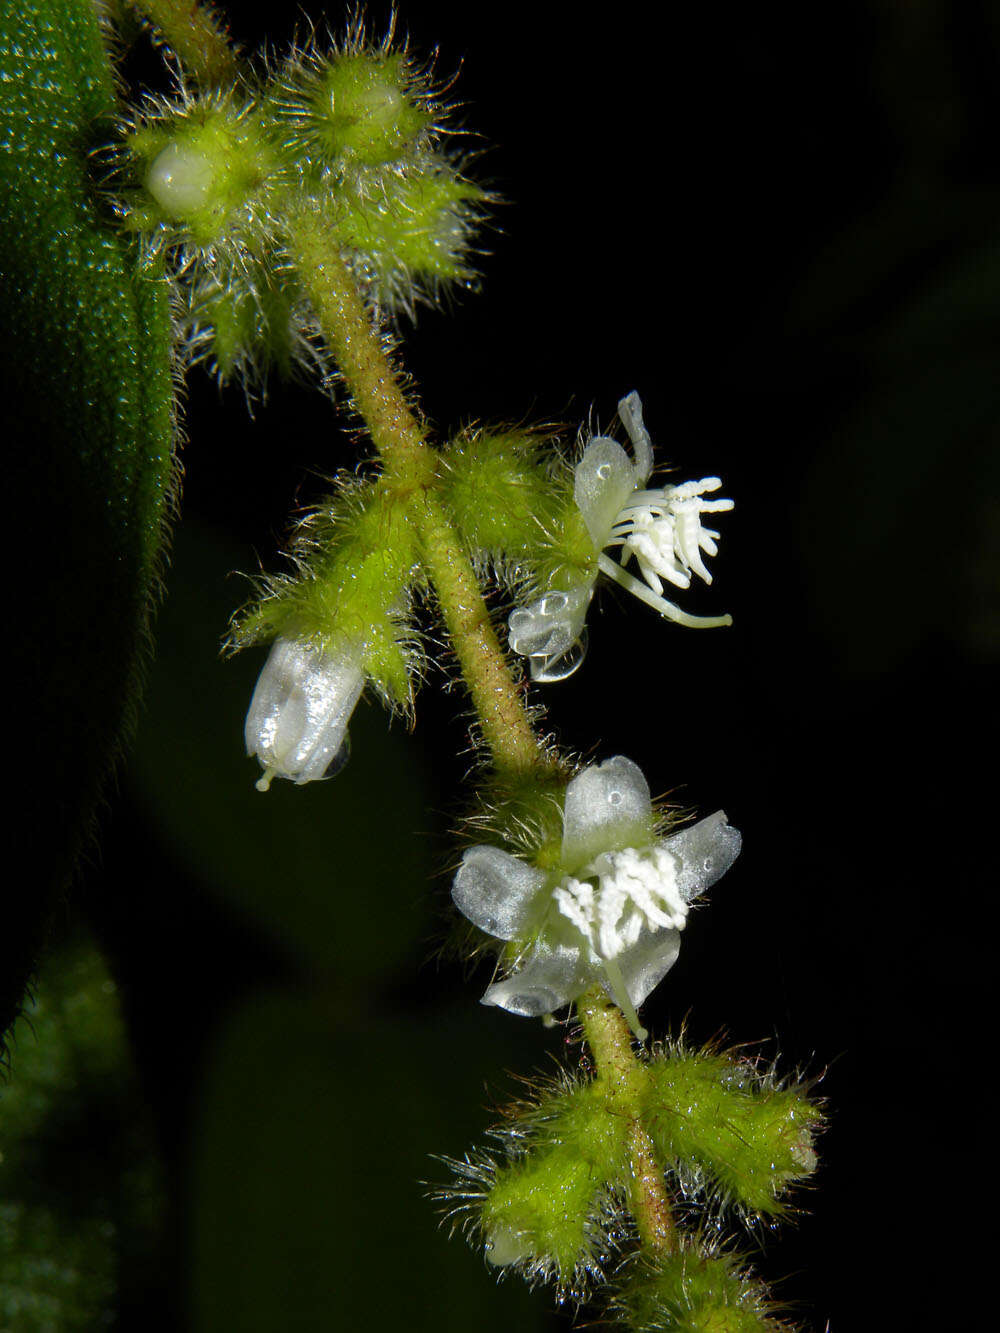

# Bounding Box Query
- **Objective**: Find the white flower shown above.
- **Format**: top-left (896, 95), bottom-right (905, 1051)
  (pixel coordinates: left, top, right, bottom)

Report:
top-left (244, 636), bottom-right (365, 791)
top-left (452, 756), bottom-right (741, 1038)
top-left (508, 393), bottom-right (732, 682)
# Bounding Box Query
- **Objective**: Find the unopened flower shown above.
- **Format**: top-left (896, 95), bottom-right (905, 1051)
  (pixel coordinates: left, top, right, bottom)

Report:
top-left (452, 757), bottom-right (740, 1038)
top-left (508, 393), bottom-right (733, 682)
top-left (244, 636), bottom-right (365, 791)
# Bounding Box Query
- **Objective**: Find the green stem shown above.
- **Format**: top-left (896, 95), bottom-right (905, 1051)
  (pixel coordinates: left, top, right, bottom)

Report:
top-left (125, 0), bottom-right (239, 86)
top-left (286, 207), bottom-right (544, 773)
top-left (577, 989), bottom-right (675, 1254)
top-left (286, 210), bottom-right (432, 488)
top-left (418, 496), bottom-right (547, 773)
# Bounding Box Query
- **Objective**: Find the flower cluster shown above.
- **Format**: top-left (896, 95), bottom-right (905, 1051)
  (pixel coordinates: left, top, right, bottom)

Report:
top-left (507, 393), bottom-right (733, 682)
top-left (452, 756), bottom-right (741, 1038)
top-left (116, 30), bottom-right (486, 389)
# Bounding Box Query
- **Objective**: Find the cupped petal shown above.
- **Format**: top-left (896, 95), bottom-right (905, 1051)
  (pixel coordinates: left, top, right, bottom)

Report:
top-left (617, 391), bottom-right (654, 487)
top-left (614, 923), bottom-right (683, 1008)
top-left (245, 637), bottom-right (365, 786)
top-left (452, 846), bottom-right (548, 941)
top-left (481, 940), bottom-right (594, 1017)
top-left (528, 628), bottom-right (589, 684)
top-left (659, 811), bottom-right (742, 902)
top-left (561, 755), bottom-right (654, 868)
top-left (574, 438), bottom-right (637, 548)
top-left (508, 583), bottom-right (592, 660)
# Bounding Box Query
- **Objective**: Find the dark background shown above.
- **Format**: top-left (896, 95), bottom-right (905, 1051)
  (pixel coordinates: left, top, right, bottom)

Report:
top-left (27, 2), bottom-right (1000, 1329)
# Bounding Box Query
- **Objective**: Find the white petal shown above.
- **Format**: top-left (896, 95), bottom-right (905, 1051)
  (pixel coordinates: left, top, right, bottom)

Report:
top-left (481, 941), bottom-right (594, 1017)
top-left (617, 391), bottom-right (654, 486)
top-left (660, 811), bottom-right (742, 902)
top-left (146, 142), bottom-right (216, 216)
top-left (561, 756), bottom-right (653, 868)
top-left (508, 583), bottom-right (591, 659)
top-left (614, 925), bottom-right (683, 1008)
top-left (244, 638), bottom-right (364, 785)
top-left (452, 846), bottom-right (548, 941)
top-left (528, 629), bottom-right (588, 683)
top-left (573, 438), bottom-right (637, 548)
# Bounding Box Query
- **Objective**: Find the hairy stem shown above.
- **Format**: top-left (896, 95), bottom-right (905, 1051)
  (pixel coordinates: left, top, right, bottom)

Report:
top-left (418, 497), bottom-right (547, 772)
top-left (577, 988), bottom-right (675, 1253)
top-left (287, 209), bottom-right (543, 772)
top-left (286, 210), bottom-right (432, 487)
top-left (125, 0), bottom-right (238, 86)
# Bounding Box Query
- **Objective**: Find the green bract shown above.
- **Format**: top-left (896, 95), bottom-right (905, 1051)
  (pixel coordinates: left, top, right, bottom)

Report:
top-left (330, 164), bottom-right (487, 310)
top-left (643, 1047), bottom-right (822, 1218)
top-left (272, 47), bottom-right (433, 170)
top-left (614, 1248), bottom-right (789, 1333)
top-left (125, 91), bottom-right (282, 252)
top-left (472, 1078), bottom-right (631, 1282)
top-left (232, 477), bottom-right (422, 709)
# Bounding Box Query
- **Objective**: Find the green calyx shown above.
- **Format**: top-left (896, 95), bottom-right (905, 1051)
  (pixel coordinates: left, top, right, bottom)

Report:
top-left (329, 163), bottom-right (486, 306)
top-left (181, 263), bottom-right (308, 385)
top-left (438, 429), bottom-right (559, 566)
top-left (642, 1047), bottom-right (822, 1218)
top-left (530, 487), bottom-right (601, 591)
top-left (615, 1248), bottom-right (788, 1333)
top-left (232, 477), bottom-right (423, 708)
top-left (126, 96), bottom-right (280, 248)
top-left (480, 1079), bottom-right (631, 1279)
top-left (302, 51), bottom-right (431, 166)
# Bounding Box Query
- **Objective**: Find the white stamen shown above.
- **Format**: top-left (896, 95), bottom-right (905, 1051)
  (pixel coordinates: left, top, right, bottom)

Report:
top-left (553, 845), bottom-right (688, 963)
top-left (611, 478), bottom-right (734, 598)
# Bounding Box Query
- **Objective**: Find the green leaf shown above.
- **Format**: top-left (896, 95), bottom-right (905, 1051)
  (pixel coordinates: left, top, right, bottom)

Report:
top-left (0, 0), bottom-right (177, 1044)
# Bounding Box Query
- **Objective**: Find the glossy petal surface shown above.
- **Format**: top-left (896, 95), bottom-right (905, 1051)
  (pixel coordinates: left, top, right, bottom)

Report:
top-left (561, 756), bottom-right (653, 867)
top-left (481, 941), bottom-right (593, 1017)
top-left (661, 811), bottom-right (742, 901)
top-left (616, 924), bottom-right (683, 1007)
top-left (573, 437), bottom-right (636, 548)
top-left (452, 846), bottom-right (548, 941)
top-left (507, 583), bottom-right (591, 660)
top-left (245, 638), bottom-right (364, 784)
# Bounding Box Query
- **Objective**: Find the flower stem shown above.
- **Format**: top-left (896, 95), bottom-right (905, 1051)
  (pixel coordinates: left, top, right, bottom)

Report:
top-left (125, 0), bottom-right (239, 86)
top-left (286, 208), bottom-right (544, 774)
top-left (577, 988), bottom-right (675, 1254)
top-left (418, 496), bottom-right (547, 773)
top-left (285, 210), bottom-right (433, 490)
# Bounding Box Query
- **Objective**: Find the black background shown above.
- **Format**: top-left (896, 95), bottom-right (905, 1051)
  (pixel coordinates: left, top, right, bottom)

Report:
top-left (70, 2), bottom-right (998, 1329)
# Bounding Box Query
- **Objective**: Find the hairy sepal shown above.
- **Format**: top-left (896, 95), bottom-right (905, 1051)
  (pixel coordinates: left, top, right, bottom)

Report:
top-left (642, 1044), bottom-right (822, 1221)
top-left (613, 1243), bottom-right (793, 1333)
top-left (231, 475), bottom-right (423, 710)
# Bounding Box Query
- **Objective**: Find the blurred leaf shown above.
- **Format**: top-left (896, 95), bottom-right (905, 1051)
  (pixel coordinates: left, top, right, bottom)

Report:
top-left (128, 522), bottom-right (437, 984)
top-left (0, 942), bottom-right (163, 1330)
top-left (189, 990), bottom-right (548, 1333)
top-left (0, 0), bottom-right (176, 1044)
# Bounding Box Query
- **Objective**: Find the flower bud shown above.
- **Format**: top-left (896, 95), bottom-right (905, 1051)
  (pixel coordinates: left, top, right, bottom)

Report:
top-left (304, 51), bottom-right (431, 165)
top-left (124, 94), bottom-right (280, 252)
top-left (244, 637), bottom-right (364, 791)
